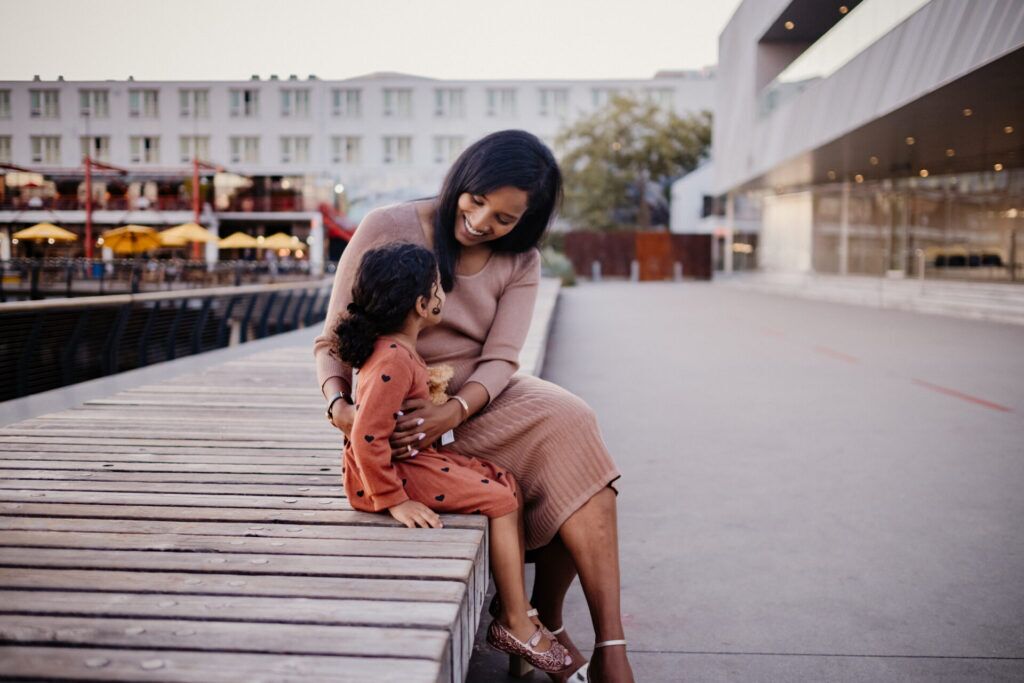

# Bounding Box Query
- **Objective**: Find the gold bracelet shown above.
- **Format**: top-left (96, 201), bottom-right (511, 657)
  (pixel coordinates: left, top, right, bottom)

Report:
top-left (449, 395), bottom-right (470, 422)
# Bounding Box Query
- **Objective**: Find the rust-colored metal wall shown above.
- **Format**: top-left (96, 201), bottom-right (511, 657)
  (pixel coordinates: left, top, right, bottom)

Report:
top-left (563, 231), bottom-right (713, 280)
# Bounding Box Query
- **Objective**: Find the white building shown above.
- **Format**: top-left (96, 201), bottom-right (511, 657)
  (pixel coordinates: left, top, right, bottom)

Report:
top-left (0, 69), bottom-right (715, 272)
top-left (713, 0), bottom-right (1024, 281)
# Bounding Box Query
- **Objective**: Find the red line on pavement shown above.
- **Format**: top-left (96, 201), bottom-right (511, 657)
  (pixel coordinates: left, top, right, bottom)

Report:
top-left (813, 346), bottom-right (860, 364)
top-left (911, 378), bottom-right (1013, 413)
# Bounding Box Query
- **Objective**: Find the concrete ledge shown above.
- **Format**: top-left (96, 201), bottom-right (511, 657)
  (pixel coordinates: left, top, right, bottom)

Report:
top-left (719, 272), bottom-right (1024, 325)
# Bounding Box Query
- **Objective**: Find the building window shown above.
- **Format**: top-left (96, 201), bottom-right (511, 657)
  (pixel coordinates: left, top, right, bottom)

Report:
top-left (0, 136), bottom-right (11, 163)
top-left (30, 135), bottom-right (61, 163)
top-left (331, 88), bottom-right (361, 117)
top-left (383, 88), bottom-right (413, 118)
top-left (383, 136), bottom-right (412, 164)
top-left (30, 90), bottom-right (60, 118)
top-left (230, 136), bottom-right (260, 163)
top-left (280, 136), bottom-right (310, 163)
top-left (280, 88), bottom-right (310, 118)
top-left (486, 88), bottom-right (517, 117)
top-left (434, 88), bottom-right (465, 118)
top-left (539, 88), bottom-right (569, 117)
top-left (179, 89), bottom-right (209, 118)
top-left (0, 90), bottom-right (10, 119)
top-left (331, 136), bottom-right (361, 164)
top-left (592, 88), bottom-right (620, 108)
top-left (80, 136), bottom-right (110, 162)
top-left (179, 136), bottom-right (210, 163)
top-left (230, 89), bottom-right (260, 117)
top-left (79, 89), bottom-right (110, 118)
top-left (646, 88), bottom-right (675, 109)
top-left (129, 136), bottom-right (160, 163)
top-left (433, 136), bottom-right (464, 164)
top-left (128, 89), bottom-right (160, 118)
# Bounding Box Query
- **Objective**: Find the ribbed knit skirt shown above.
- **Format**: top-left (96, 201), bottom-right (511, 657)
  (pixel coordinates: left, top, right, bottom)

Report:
top-left (443, 365), bottom-right (622, 551)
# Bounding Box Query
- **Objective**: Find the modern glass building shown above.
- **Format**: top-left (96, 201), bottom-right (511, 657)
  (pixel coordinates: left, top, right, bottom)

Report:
top-left (713, 0), bottom-right (1024, 282)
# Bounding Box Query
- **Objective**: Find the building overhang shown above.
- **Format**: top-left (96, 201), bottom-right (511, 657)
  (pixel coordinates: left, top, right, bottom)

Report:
top-left (734, 47), bottom-right (1024, 194)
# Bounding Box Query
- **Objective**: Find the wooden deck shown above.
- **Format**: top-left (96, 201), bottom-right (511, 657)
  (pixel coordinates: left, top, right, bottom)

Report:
top-left (0, 277), bottom-right (560, 682)
top-left (0, 342), bottom-right (492, 681)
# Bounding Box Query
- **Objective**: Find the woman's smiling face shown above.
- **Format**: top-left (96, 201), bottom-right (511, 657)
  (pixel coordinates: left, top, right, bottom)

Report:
top-left (455, 186), bottom-right (529, 247)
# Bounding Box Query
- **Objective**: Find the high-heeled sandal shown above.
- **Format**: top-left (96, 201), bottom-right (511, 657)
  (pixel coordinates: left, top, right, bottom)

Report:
top-left (585, 639), bottom-right (627, 682)
top-left (486, 618), bottom-right (574, 674)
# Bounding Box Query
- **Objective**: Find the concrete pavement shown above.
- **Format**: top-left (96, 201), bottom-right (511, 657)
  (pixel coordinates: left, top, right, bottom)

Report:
top-left (467, 281), bottom-right (1024, 682)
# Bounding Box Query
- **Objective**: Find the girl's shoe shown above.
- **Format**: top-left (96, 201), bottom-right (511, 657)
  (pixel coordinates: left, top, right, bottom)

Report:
top-left (490, 593), bottom-right (567, 675)
top-left (486, 618), bottom-right (574, 674)
top-left (585, 640), bottom-right (627, 683)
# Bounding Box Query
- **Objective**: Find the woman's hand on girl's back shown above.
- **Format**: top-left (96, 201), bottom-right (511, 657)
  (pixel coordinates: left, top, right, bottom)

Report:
top-left (329, 402), bottom-right (356, 438)
top-left (388, 499), bottom-right (444, 528)
top-left (389, 398), bottom-right (462, 459)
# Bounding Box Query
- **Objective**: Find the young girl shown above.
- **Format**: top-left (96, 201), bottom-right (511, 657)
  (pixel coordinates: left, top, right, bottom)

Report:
top-left (334, 241), bottom-right (573, 674)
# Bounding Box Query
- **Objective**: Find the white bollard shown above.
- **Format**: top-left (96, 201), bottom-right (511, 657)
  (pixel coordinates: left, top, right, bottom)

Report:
top-left (630, 260), bottom-right (639, 282)
top-left (591, 260), bottom-right (602, 282)
top-left (674, 261), bottom-right (683, 282)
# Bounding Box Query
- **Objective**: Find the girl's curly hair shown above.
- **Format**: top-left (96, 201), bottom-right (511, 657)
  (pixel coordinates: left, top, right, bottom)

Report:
top-left (335, 242), bottom-right (438, 368)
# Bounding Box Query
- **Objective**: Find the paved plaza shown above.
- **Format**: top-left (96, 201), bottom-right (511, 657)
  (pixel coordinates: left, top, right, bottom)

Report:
top-left (467, 281), bottom-right (1024, 682)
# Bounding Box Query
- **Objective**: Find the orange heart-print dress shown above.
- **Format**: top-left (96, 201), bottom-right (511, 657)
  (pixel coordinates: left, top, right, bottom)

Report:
top-left (343, 335), bottom-right (520, 518)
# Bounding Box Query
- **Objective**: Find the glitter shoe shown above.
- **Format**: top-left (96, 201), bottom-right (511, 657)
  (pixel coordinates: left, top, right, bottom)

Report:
top-left (486, 618), bottom-right (574, 674)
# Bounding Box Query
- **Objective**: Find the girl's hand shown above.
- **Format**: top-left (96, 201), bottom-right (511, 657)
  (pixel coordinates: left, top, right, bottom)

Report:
top-left (388, 499), bottom-right (443, 528)
top-left (329, 401), bottom-right (356, 439)
top-left (389, 398), bottom-right (461, 460)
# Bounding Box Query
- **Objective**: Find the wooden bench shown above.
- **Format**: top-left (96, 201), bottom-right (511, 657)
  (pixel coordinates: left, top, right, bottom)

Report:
top-left (0, 277), bottom-right (561, 682)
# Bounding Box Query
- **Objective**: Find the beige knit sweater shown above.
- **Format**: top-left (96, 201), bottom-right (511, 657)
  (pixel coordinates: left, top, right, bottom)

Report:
top-left (313, 200), bottom-right (541, 406)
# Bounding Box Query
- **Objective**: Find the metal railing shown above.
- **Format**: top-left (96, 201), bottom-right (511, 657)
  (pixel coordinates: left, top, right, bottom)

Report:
top-left (0, 258), bottom-right (317, 301)
top-left (0, 279), bottom-right (334, 401)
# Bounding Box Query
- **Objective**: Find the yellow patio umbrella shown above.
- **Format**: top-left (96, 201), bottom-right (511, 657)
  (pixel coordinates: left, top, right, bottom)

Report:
top-left (261, 232), bottom-right (299, 250)
top-left (158, 232), bottom-right (189, 247)
top-left (101, 225), bottom-right (162, 254)
top-left (13, 223), bottom-right (78, 242)
top-left (161, 222), bottom-right (217, 243)
top-left (218, 231), bottom-right (260, 249)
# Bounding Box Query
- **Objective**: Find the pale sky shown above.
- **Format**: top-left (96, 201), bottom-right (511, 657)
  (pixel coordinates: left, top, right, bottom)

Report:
top-left (0, 0), bottom-right (742, 81)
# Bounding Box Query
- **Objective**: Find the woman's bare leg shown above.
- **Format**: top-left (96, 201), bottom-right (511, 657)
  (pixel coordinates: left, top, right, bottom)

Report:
top-left (556, 486), bottom-right (635, 683)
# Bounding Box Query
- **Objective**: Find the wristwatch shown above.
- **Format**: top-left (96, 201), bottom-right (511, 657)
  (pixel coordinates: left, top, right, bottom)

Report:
top-left (326, 391), bottom-right (350, 422)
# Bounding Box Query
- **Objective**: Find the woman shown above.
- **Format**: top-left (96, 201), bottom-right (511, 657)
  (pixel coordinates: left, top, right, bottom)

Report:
top-left (313, 130), bottom-right (634, 683)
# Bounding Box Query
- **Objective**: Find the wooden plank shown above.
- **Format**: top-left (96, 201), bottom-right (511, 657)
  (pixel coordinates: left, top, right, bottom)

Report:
top-left (0, 427), bottom-right (338, 443)
top-left (0, 516), bottom-right (484, 545)
top-left (0, 460), bottom-right (338, 474)
top-left (0, 568), bottom-right (466, 603)
top-left (0, 501), bottom-right (489, 531)
top-left (0, 451), bottom-right (337, 465)
top-left (0, 438), bottom-right (335, 452)
top-left (122, 385), bottom-right (318, 395)
top-left (0, 614), bottom-right (448, 660)
top-left (0, 529), bottom-right (480, 560)
top-left (0, 546), bottom-right (474, 581)
top-left (0, 470), bottom-right (340, 485)
top-left (0, 645), bottom-right (444, 683)
top-left (0, 489), bottom-right (351, 509)
top-left (0, 480), bottom-right (350, 498)
top-left (0, 433), bottom-right (340, 448)
top-left (0, 442), bottom-right (338, 455)
top-left (0, 589), bottom-right (459, 630)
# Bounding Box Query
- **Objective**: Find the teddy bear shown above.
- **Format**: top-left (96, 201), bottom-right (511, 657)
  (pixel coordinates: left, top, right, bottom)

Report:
top-left (426, 363), bottom-right (455, 406)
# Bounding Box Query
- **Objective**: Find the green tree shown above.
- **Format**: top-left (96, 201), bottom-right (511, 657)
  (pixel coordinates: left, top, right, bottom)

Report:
top-left (555, 93), bottom-right (711, 231)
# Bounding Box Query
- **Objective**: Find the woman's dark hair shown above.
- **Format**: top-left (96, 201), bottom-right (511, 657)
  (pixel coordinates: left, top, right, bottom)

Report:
top-left (335, 242), bottom-right (438, 368)
top-left (432, 129), bottom-right (562, 291)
